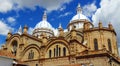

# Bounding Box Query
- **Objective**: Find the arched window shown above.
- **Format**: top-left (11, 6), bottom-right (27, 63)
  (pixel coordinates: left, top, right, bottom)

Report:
top-left (59, 48), bottom-right (61, 56)
top-left (12, 40), bottom-right (18, 55)
top-left (28, 51), bottom-right (31, 59)
top-left (36, 64), bottom-right (38, 66)
top-left (63, 47), bottom-right (66, 56)
top-left (54, 48), bottom-right (55, 57)
top-left (28, 50), bottom-right (34, 59)
top-left (32, 51), bottom-right (34, 59)
top-left (49, 50), bottom-right (52, 58)
top-left (108, 39), bottom-right (112, 52)
top-left (94, 38), bottom-right (98, 50)
top-left (28, 52), bottom-right (30, 59)
top-left (56, 45), bottom-right (58, 57)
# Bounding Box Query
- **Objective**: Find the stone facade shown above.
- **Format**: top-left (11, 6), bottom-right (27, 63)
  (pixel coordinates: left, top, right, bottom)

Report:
top-left (1, 3), bottom-right (120, 66)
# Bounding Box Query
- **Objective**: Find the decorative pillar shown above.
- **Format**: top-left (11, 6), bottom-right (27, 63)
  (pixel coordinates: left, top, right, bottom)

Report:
top-left (23, 25), bottom-right (28, 34)
top-left (6, 31), bottom-right (12, 40)
top-left (99, 21), bottom-right (103, 29)
top-left (108, 22), bottom-right (113, 30)
top-left (71, 26), bottom-right (77, 39)
top-left (58, 23), bottom-right (64, 37)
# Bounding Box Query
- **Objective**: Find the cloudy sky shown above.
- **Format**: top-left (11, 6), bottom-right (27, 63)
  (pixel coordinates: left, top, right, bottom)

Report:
top-left (0, 0), bottom-right (120, 54)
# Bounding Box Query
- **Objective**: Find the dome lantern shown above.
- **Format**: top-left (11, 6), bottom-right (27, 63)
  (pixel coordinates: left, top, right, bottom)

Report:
top-left (77, 3), bottom-right (82, 14)
top-left (58, 23), bottom-right (64, 37)
top-left (42, 11), bottom-right (47, 21)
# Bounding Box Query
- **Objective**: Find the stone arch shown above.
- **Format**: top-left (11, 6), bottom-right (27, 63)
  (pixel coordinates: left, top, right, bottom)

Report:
top-left (45, 39), bottom-right (70, 58)
top-left (65, 31), bottom-right (83, 43)
top-left (9, 35), bottom-right (21, 47)
top-left (11, 40), bottom-right (18, 55)
top-left (8, 35), bottom-right (21, 55)
top-left (8, 34), bottom-right (21, 44)
top-left (22, 44), bottom-right (40, 56)
top-left (21, 44), bottom-right (40, 61)
top-left (46, 39), bottom-right (70, 52)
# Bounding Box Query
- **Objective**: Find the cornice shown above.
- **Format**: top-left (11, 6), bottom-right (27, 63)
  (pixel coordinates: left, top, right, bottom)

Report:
top-left (21, 33), bottom-right (42, 42)
top-left (83, 27), bottom-right (116, 35)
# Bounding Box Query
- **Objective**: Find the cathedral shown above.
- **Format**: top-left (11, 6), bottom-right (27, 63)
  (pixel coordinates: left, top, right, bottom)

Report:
top-left (1, 3), bottom-right (120, 66)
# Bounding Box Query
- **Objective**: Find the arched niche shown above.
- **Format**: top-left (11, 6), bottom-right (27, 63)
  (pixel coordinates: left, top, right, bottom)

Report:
top-left (11, 40), bottom-right (18, 55)
top-left (45, 39), bottom-right (70, 58)
top-left (8, 36), bottom-right (21, 55)
top-left (21, 44), bottom-right (40, 61)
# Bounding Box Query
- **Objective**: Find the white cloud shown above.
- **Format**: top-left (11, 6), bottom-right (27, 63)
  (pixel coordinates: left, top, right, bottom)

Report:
top-left (0, 20), bottom-right (13, 35)
top-left (0, 43), bottom-right (4, 49)
top-left (53, 28), bottom-right (58, 36)
top-left (64, 29), bottom-right (68, 32)
top-left (0, 0), bottom-right (73, 13)
top-left (28, 27), bottom-right (34, 35)
top-left (37, 0), bottom-right (72, 12)
top-left (59, 12), bottom-right (72, 17)
top-left (92, 0), bottom-right (120, 27)
top-left (83, 2), bottom-right (97, 17)
top-left (0, 0), bottom-right (13, 13)
top-left (59, 6), bottom-right (66, 11)
top-left (119, 47), bottom-right (120, 55)
top-left (7, 17), bottom-right (16, 23)
top-left (0, 44), bottom-right (2, 49)
top-left (92, 0), bottom-right (120, 54)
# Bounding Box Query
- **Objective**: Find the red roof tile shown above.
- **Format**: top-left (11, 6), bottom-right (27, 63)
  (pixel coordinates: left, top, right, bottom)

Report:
top-left (0, 50), bottom-right (15, 59)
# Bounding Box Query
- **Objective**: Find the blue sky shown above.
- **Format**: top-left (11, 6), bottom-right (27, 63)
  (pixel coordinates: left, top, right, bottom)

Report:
top-left (0, 0), bottom-right (120, 54)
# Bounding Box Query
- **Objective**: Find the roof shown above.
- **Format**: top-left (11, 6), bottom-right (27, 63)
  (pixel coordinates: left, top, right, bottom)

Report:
top-left (0, 50), bottom-right (15, 59)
